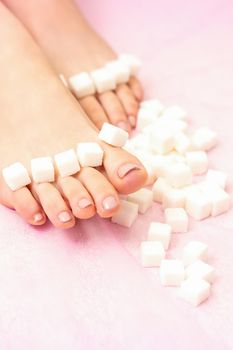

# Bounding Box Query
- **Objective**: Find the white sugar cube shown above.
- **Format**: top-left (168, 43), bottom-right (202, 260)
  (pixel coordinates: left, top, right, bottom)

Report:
top-left (182, 241), bottom-right (208, 266)
top-left (191, 127), bottom-right (217, 151)
top-left (54, 149), bottom-right (80, 177)
top-left (91, 67), bottom-right (116, 94)
top-left (164, 162), bottom-right (192, 188)
top-left (31, 157), bottom-right (54, 183)
top-left (98, 122), bottom-right (129, 147)
top-left (119, 54), bottom-right (142, 75)
top-left (185, 190), bottom-right (211, 220)
top-left (206, 169), bottom-right (228, 189)
top-left (147, 222), bottom-right (171, 250)
top-left (111, 200), bottom-right (138, 227)
top-left (160, 259), bottom-right (185, 286)
top-left (106, 60), bottom-right (130, 84)
top-left (140, 99), bottom-right (164, 114)
top-left (2, 162), bottom-right (31, 191)
top-left (174, 132), bottom-right (191, 154)
top-left (136, 108), bottom-right (159, 131)
top-left (152, 177), bottom-right (172, 203)
top-left (141, 241), bottom-right (165, 267)
top-left (163, 189), bottom-right (186, 209)
top-left (178, 277), bottom-right (210, 306)
top-left (161, 106), bottom-right (187, 120)
top-left (185, 151), bottom-right (208, 175)
top-left (164, 208), bottom-right (189, 233)
top-left (186, 260), bottom-right (215, 283)
top-left (76, 142), bottom-right (104, 167)
top-left (68, 72), bottom-right (95, 98)
top-left (127, 188), bottom-right (153, 214)
top-left (151, 128), bottom-right (174, 154)
top-left (200, 182), bottom-right (230, 216)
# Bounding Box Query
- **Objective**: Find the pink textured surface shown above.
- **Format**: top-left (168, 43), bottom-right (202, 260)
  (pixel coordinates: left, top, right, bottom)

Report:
top-left (1, 0), bottom-right (233, 348)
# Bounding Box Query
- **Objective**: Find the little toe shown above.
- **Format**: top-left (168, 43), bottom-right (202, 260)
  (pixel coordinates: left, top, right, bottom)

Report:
top-left (115, 83), bottom-right (139, 128)
top-left (128, 76), bottom-right (144, 101)
top-left (57, 176), bottom-right (95, 219)
top-left (79, 95), bottom-right (109, 129)
top-left (98, 91), bottom-right (131, 132)
top-left (77, 167), bottom-right (120, 218)
top-left (33, 183), bottom-right (75, 229)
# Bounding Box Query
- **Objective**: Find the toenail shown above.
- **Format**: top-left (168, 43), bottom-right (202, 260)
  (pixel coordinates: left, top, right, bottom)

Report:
top-left (78, 198), bottom-right (93, 209)
top-left (102, 196), bottom-right (118, 210)
top-left (128, 115), bottom-right (136, 127)
top-left (117, 163), bottom-right (141, 178)
top-left (33, 212), bottom-right (44, 223)
top-left (58, 211), bottom-right (73, 223)
top-left (117, 121), bottom-right (129, 132)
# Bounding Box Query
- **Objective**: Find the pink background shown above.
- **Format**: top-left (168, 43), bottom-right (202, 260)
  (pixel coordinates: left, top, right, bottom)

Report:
top-left (0, 0), bottom-right (233, 348)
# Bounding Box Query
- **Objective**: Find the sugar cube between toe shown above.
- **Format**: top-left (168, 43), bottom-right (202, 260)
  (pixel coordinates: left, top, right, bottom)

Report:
top-left (91, 67), bottom-right (116, 94)
top-left (106, 60), bottom-right (130, 84)
top-left (54, 149), bottom-right (80, 177)
top-left (2, 162), bottom-right (31, 191)
top-left (98, 122), bottom-right (129, 147)
top-left (31, 157), bottom-right (54, 183)
top-left (76, 142), bottom-right (104, 167)
top-left (68, 72), bottom-right (95, 98)
top-left (119, 54), bottom-right (142, 75)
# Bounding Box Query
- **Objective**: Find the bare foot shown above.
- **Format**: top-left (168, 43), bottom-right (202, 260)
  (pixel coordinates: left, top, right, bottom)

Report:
top-left (2, 0), bottom-right (144, 131)
top-left (0, 2), bottom-right (147, 229)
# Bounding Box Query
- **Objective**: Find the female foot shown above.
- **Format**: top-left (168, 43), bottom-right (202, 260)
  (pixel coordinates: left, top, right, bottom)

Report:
top-left (0, 2), bottom-right (147, 228)
top-left (2, 0), bottom-right (144, 131)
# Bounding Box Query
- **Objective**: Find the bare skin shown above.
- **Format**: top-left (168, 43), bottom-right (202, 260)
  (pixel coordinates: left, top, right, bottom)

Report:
top-left (0, 2), bottom-right (147, 228)
top-left (2, 0), bottom-right (144, 132)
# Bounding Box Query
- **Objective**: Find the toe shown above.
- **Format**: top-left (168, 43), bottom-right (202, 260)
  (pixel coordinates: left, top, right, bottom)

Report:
top-left (57, 176), bottom-right (96, 219)
top-left (128, 76), bottom-right (144, 101)
top-left (98, 91), bottom-right (131, 132)
top-left (79, 95), bottom-right (109, 129)
top-left (77, 167), bottom-right (120, 218)
top-left (115, 83), bottom-right (139, 128)
top-left (33, 183), bottom-right (75, 229)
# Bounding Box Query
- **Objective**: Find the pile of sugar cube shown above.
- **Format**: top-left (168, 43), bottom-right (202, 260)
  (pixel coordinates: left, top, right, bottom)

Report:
top-left (111, 99), bottom-right (230, 306)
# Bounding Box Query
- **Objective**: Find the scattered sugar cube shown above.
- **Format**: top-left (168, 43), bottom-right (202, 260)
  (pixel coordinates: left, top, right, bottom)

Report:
top-left (163, 188), bottom-right (186, 209)
top-left (68, 72), bottom-right (95, 98)
top-left (186, 260), bottom-right (215, 283)
top-left (161, 106), bottom-right (187, 120)
top-left (141, 241), bottom-right (165, 267)
top-left (54, 149), bottom-right (80, 177)
top-left (178, 277), bottom-right (210, 306)
top-left (119, 54), bottom-right (142, 75)
top-left (76, 142), bottom-right (104, 167)
top-left (2, 162), bottom-right (31, 191)
top-left (106, 60), bottom-right (130, 84)
top-left (111, 200), bottom-right (138, 227)
top-left (140, 99), bottom-right (164, 114)
top-left (160, 259), bottom-right (185, 286)
top-left (206, 169), bottom-right (228, 189)
top-left (164, 162), bottom-right (192, 188)
top-left (127, 188), bottom-right (153, 214)
top-left (200, 182), bottom-right (230, 216)
top-left (191, 127), bottom-right (217, 151)
top-left (147, 222), bottom-right (171, 250)
top-left (164, 208), bottom-right (189, 233)
top-left (182, 241), bottom-right (208, 266)
top-left (136, 108), bottom-right (159, 131)
top-left (98, 122), bottom-right (129, 147)
top-left (151, 128), bottom-right (174, 154)
top-left (174, 132), bottom-right (191, 154)
top-left (185, 190), bottom-right (211, 220)
top-left (152, 177), bottom-right (172, 203)
top-left (185, 151), bottom-right (208, 175)
top-left (91, 67), bottom-right (116, 94)
top-left (31, 157), bottom-right (54, 183)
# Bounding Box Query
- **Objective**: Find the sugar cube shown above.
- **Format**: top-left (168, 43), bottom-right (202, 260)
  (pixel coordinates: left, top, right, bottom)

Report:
top-left (206, 169), bottom-right (228, 189)
top-left (98, 122), bottom-right (129, 147)
top-left (174, 132), bottom-right (191, 154)
top-left (136, 108), bottom-right (159, 131)
top-left (186, 260), bottom-right (215, 283)
top-left (178, 277), bottom-right (210, 306)
top-left (147, 222), bottom-right (171, 250)
top-left (191, 127), bottom-right (217, 151)
top-left (185, 190), bottom-right (211, 220)
top-left (152, 177), bottom-right (172, 203)
top-left (141, 241), bottom-right (165, 267)
top-left (200, 182), bottom-right (230, 216)
top-left (119, 54), bottom-right (142, 75)
top-left (111, 199), bottom-right (138, 227)
top-left (31, 157), bottom-right (54, 183)
top-left (164, 162), bottom-right (192, 188)
top-left (76, 142), bottom-right (104, 167)
top-left (54, 149), bottom-right (80, 177)
top-left (182, 241), bottom-right (208, 266)
top-left (163, 188), bottom-right (186, 209)
top-left (127, 188), bottom-right (153, 214)
top-left (185, 151), bottom-right (208, 175)
top-left (2, 162), bottom-right (31, 191)
top-left (150, 127), bottom-right (174, 154)
top-left (161, 105), bottom-right (187, 120)
top-left (106, 60), bottom-right (130, 84)
top-left (91, 67), bottom-right (116, 94)
top-left (159, 259), bottom-right (185, 286)
top-left (68, 72), bottom-right (95, 98)
top-left (164, 208), bottom-right (189, 233)
top-left (140, 99), bottom-right (164, 114)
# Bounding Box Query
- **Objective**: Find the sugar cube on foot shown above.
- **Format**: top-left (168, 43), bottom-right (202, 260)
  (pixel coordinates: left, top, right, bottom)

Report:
top-left (186, 260), bottom-right (215, 283)
top-left (91, 67), bottom-right (116, 94)
top-left (2, 162), bottom-right (31, 191)
top-left (68, 72), bottom-right (95, 98)
top-left (111, 200), bottom-right (138, 227)
top-left (185, 151), bottom-right (208, 175)
top-left (178, 277), bottom-right (210, 306)
top-left (141, 241), bottom-right (165, 267)
top-left (127, 188), bottom-right (153, 214)
top-left (164, 208), bottom-right (189, 233)
top-left (77, 142), bottom-right (104, 167)
top-left (98, 122), bottom-right (129, 147)
top-left (159, 259), bottom-right (185, 286)
top-left (147, 222), bottom-right (171, 250)
top-left (106, 60), bottom-right (130, 84)
top-left (54, 149), bottom-right (80, 177)
top-left (31, 157), bottom-right (54, 183)
top-left (119, 54), bottom-right (142, 75)
top-left (182, 241), bottom-right (208, 266)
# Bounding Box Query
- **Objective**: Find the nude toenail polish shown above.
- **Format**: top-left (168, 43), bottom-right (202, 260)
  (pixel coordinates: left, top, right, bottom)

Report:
top-left (102, 196), bottom-right (118, 210)
top-left (117, 121), bottom-right (128, 132)
top-left (33, 212), bottom-right (44, 223)
top-left (128, 116), bottom-right (136, 127)
top-left (78, 198), bottom-right (93, 209)
top-left (118, 163), bottom-right (141, 178)
top-left (58, 211), bottom-right (72, 223)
